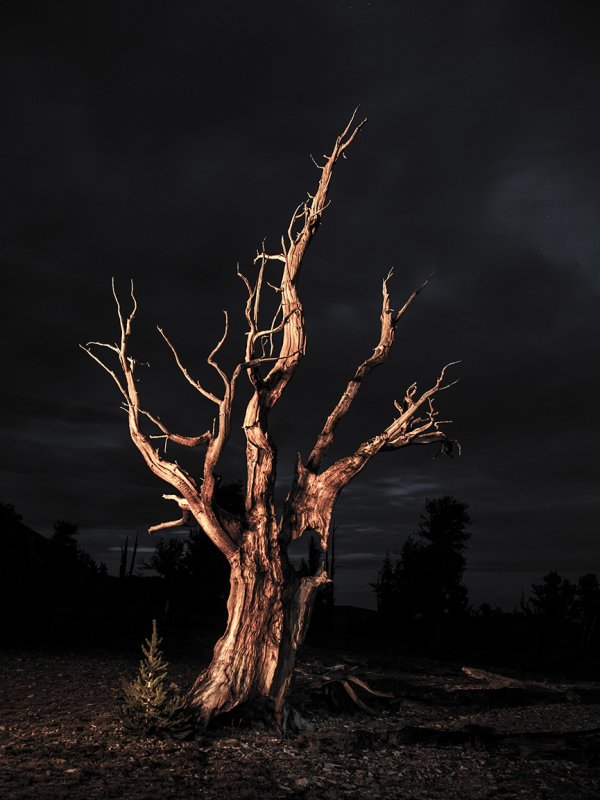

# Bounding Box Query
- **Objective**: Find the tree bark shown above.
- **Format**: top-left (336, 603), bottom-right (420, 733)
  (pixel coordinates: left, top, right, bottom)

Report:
top-left (190, 539), bottom-right (328, 728)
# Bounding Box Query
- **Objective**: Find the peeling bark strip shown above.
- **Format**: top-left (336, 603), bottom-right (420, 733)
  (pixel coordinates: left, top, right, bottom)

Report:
top-left (81, 112), bottom-right (459, 728)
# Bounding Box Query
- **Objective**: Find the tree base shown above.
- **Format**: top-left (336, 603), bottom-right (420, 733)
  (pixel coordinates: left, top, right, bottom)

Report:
top-left (205, 696), bottom-right (313, 733)
top-left (190, 559), bottom-right (328, 729)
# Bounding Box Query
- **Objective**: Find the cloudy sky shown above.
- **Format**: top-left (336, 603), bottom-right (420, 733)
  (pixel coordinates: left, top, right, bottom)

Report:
top-left (2, 1), bottom-right (599, 609)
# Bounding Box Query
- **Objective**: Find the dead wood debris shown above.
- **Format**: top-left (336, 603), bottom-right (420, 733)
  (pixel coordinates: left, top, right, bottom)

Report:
top-left (2, 648), bottom-right (600, 800)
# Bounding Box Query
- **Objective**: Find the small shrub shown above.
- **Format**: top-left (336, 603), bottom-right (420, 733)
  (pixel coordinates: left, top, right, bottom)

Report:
top-left (119, 619), bottom-right (196, 740)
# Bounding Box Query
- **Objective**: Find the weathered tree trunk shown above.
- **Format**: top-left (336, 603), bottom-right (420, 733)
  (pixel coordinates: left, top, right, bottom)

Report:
top-left (191, 540), bottom-right (327, 727)
top-left (83, 114), bottom-right (458, 728)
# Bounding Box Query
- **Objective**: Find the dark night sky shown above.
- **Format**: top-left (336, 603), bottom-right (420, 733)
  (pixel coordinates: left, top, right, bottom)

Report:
top-left (2, 1), bottom-right (599, 609)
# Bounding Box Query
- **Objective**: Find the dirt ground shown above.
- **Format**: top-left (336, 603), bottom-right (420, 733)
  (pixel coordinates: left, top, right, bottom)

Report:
top-left (1, 644), bottom-right (599, 800)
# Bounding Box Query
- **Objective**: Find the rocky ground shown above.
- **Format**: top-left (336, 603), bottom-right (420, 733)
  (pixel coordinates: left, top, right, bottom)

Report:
top-left (1, 644), bottom-right (599, 799)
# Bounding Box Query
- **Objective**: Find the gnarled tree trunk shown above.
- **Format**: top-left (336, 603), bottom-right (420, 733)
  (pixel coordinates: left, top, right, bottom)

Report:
top-left (82, 112), bottom-right (459, 728)
top-left (191, 542), bottom-right (327, 726)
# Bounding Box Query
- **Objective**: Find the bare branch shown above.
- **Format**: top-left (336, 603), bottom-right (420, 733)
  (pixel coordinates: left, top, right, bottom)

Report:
top-left (238, 113), bottom-right (367, 512)
top-left (84, 282), bottom-right (239, 559)
top-left (237, 264), bottom-right (265, 388)
top-left (158, 326), bottom-right (221, 405)
top-left (252, 251), bottom-right (266, 326)
top-left (307, 270), bottom-right (430, 471)
top-left (138, 408), bottom-right (212, 447)
top-left (263, 113), bottom-right (367, 399)
top-left (79, 344), bottom-right (128, 401)
top-left (253, 252), bottom-right (286, 264)
top-left (148, 493), bottom-right (191, 534)
top-left (207, 310), bottom-right (231, 394)
top-left (236, 262), bottom-right (253, 303)
top-left (242, 347), bottom-right (304, 371)
top-left (381, 361), bottom-right (460, 450)
top-left (148, 509), bottom-right (191, 534)
top-left (111, 277), bottom-right (126, 346)
top-left (85, 340), bottom-right (120, 354)
top-left (393, 270), bottom-right (433, 324)
top-left (321, 362), bottom-right (460, 491)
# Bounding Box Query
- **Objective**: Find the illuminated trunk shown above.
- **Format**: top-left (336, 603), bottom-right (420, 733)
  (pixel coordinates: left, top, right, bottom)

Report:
top-left (190, 538), bottom-right (327, 728)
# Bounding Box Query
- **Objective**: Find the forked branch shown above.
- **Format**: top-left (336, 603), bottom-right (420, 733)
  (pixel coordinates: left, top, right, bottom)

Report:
top-left (239, 113), bottom-right (367, 511)
top-left (382, 362), bottom-right (460, 449)
top-left (242, 110), bottom-right (368, 415)
top-left (138, 408), bottom-right (211, 448)
top-left (83, 117), bottom-right (460, 569)
top-left (322, 362), bottom-right (460, 490)
top-left (148, 494), bottom-right (191, 534)
top-left (81, 281), bottom-right (239, 558)
top-left (157, 326), bottom-right (222, 406)
top-left (307, 271), bottom-right (430, 471)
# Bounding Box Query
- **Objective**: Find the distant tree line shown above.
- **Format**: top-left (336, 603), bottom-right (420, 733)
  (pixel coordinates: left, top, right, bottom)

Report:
top-left (371, 495), bottom-right (599, 657)
top-left (3, 492), bottom-right (599, 660)
top-left (521, 570), bottom-right (600, 653)
top-left (372, 496), bottom-right (471, 644)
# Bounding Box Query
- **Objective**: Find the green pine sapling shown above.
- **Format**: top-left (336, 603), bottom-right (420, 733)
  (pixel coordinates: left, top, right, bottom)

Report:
top-left (119, 619), bottom-right (195, 739)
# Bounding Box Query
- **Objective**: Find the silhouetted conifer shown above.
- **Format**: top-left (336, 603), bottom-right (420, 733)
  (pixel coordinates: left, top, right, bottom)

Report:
top-left (145, 538), bottom-right (187, 613)
top-left (372, 552), bottom-right (397, 616)
top-left (528, 571), bottom-right (577, 622)
top-left (414, 496), bottom-right (472, 621)
top-left (52, 520), bottom-right (79, 556)
top-left (577, 573), bottom-right (600, 651)
top-left (0, 502), bottom-right (22, 526)
top-left (373, 497), bottom-right (472, 635)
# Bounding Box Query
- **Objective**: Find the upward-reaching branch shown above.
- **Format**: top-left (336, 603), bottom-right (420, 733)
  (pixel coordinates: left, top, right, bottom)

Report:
top-left (81, 281), bottom-right (239, 559)
top-left (241, 112), bottom-right (367, 407)
top-left (240, 112), bottom-right (367, 513)
top-left (157, 310), bottom-right (245, 522)
top-left (282, 354), bottom-right (458, 549)
top-left (322, 361), bottom-right (460, 492)
top-left (307, 271), bottom-right (430, 472)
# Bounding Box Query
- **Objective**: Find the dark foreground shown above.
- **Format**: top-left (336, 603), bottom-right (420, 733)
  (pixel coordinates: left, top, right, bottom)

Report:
top-left (1, 644), bottom-right (600, 800)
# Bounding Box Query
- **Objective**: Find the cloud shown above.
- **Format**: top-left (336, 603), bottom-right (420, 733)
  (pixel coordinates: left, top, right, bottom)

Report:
top-left (2, 1), bottom-right (598, 609)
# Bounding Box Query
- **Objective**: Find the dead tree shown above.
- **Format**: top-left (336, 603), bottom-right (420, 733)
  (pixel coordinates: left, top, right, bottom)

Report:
top-left (82, 113), bottom-right (459, 728)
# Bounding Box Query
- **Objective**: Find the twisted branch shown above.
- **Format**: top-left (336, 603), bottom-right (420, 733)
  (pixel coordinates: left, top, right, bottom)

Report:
top-left (307, 270), bottom-right (431, 471)
top-left (81, 280), bottom-right (239, 557)
top-left (322, 362), bottom-right (460, 491)
top-left (240, 111), bottom-right (367, 512)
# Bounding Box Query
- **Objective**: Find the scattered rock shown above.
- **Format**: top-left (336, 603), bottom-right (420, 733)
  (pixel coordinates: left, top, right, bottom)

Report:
top-left (1, 646), bottom-right (599, 799)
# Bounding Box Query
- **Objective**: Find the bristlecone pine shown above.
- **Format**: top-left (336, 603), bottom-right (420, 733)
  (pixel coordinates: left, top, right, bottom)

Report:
top-left (120, 620), bottom-right (195, 740)
top-left (84, 111), bottom-right (459, 729)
